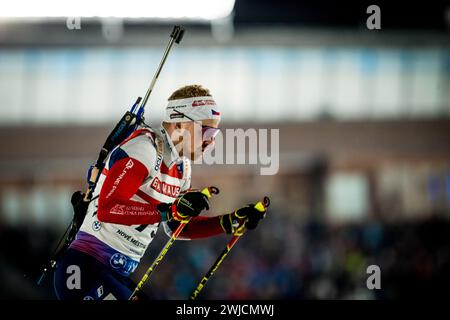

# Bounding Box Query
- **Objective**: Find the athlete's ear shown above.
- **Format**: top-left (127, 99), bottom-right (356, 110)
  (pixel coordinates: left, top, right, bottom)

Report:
top-left (175, 122), bottom-right (182, 129)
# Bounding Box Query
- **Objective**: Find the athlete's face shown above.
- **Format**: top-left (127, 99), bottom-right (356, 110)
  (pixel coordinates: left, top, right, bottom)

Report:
top-left (170, 119), bottom-right (220, 160)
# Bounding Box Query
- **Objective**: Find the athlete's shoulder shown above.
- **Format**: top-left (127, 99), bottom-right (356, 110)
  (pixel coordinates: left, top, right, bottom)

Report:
top-left (119, 129), bottom-right (161, 170)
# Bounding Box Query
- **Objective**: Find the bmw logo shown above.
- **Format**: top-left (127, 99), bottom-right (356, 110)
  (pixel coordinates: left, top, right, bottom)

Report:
top-left (92, 221), bottom-right (102, 231)
top-left (110, 253), bottom-right (127, 269)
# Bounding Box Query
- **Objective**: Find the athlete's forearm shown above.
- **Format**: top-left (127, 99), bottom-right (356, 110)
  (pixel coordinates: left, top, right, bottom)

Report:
top-left (168, 215), bottom-right (225, 239)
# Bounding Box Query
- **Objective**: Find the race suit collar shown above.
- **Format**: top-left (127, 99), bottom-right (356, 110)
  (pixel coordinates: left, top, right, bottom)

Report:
top-left (159, 125), bottom-right (181, 168)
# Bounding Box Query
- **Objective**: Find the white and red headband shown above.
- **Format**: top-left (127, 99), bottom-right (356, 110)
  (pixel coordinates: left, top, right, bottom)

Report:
top-left (164, 96), bottom-right (221, 123)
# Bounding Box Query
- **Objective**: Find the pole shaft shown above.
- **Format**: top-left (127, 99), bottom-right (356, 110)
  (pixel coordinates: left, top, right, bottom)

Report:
top-left (189, 235), bottom-right (241, 300)
top-left (129, 221), bottom-right (188, 300)
top-left (189, 197), bottom-right (269, 300)
top-left (129, 187), bottom-right (218, 300)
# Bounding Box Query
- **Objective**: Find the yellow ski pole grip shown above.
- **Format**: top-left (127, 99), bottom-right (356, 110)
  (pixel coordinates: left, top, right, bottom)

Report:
top-left (201, 186), bottom-right (220, 198)
top-left (254, 196), bottom-right (270, 212)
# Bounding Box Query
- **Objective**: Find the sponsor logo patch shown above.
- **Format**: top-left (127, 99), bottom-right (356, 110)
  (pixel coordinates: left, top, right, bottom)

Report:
top-left (169, 113), bottom-right (185, 119)
top-left (125, 159), bottom-right (134, 169)
top-left (106, 159), bottom-right (134, 199)
top-left (192, 99), bottom-right (216, 107)
top-left (110, 253), bottom-right (128, 269)
top-left (150, 177), bottom-right (181, 198)
top-left (154, 155), bottom-right (163, 171)
top-left (92, 221), bottom-right (102, 231)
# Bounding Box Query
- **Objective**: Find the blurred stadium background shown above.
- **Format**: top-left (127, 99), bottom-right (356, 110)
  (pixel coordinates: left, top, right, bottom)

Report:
top-left (1, 0), bottom-right (450, 299)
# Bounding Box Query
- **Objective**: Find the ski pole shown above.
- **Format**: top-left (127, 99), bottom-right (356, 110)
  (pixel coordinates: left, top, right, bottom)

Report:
top-left (189, 196), bottom-right (270, 300)
top-left (129, 186), bottom-right (219, 300)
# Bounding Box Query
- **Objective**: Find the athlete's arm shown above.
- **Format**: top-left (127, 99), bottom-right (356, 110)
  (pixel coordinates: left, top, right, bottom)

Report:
top-left (97, 157), bottom-right (162, 226)
top-left (165, 203), bottom-right (268, 239)
top-left (163, 215), bottom-right (224, 240)
top-left (176, 215), bottom-right (224, 239)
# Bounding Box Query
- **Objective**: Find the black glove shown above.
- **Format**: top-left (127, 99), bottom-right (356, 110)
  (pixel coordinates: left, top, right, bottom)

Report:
top-left (220, 202), bottom-right (267, 235)
top-left (158, 190), bottom-right (210, 222)
top-left (241, 205), bottom-right (267, 230)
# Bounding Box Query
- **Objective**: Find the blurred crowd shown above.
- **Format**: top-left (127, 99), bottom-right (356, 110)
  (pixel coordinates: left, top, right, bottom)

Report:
top-left (1, 209), bottom-right (450, 300)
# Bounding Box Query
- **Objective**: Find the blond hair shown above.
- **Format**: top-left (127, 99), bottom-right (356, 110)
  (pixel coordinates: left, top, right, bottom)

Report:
top-left (168, 84), bottom-right (211, 101)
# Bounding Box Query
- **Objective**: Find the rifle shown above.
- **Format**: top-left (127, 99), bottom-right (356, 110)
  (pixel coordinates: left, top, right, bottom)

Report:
top-left (37, 25), bottom-right (185, 285)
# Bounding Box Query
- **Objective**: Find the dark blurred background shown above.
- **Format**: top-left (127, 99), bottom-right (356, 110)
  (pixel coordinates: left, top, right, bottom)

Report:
top-left (1, 0), bottom-right (450, 299)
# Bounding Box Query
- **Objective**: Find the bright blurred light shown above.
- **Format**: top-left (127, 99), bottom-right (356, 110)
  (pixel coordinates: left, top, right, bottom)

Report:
top-left (0, 0), bottom-right (235, 21)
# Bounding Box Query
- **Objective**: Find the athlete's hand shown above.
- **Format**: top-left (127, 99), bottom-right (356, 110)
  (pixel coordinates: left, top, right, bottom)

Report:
top-left (220, 197), bottom-right (269, 235)
top-left (158, 187), bottom-right (219, 222)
